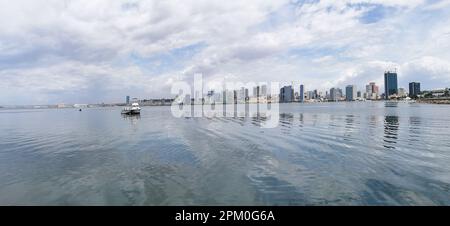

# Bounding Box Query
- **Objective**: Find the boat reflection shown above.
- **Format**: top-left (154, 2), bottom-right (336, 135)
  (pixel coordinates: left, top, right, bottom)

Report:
top-left (122, 113), bottom-right (141, 125)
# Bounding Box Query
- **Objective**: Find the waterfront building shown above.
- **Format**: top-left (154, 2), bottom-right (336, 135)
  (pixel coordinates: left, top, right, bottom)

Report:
top-left (280, 85), bottom-right (294, 103)
top-left (372, 82), bottom-right (379, 94)
top-left (307, 91), bottom-right (315, 100)
top-left (238, 87), bottom-right (245, 103)
top-left (330, 88), bottom-right (342, 101)
top-left (126, 96), bottom-right (130, 105)
top-left (300, 85), bottom-right (304, 103)
top-left (409, 82), bottom-right (421, 98)
top-left (365, 82), bottom-right (379, 100)
top-left (346, 85), bottom-right (357, 101)
top-left (253, 86), bottom-right (260, 98)
top-left (224, 90), bottom-right (235, 104)
top-left (261, 85), bottom-right (267, 97)
top-left (384, 71), bottom-right (398, 99)
top-left (236, 87), bottom-right (250, 103)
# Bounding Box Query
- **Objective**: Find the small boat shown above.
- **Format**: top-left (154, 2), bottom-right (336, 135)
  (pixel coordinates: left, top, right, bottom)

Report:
top-left (121, 103), bottom-right (141, 115)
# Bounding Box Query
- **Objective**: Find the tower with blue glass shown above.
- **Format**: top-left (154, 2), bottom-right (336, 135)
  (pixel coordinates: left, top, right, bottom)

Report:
top-left (384, 71), bottom-right (398, 99)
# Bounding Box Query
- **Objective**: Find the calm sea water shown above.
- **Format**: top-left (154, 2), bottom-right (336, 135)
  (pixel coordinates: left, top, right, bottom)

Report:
top-left (0, 102), bottom-right (450, 205)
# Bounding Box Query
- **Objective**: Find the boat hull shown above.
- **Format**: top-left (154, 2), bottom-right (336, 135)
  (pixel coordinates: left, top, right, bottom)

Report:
top-left (121, 109), bottom-right (141, 115)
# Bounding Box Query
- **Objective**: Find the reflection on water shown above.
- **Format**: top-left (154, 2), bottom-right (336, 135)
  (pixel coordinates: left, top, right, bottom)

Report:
top-left (385, 102), bottom-right (399, 108)
top-left (122, 113), bottom-right (141, 121)
top-left (408, 116), bottom-right (421, 142)
top-left (383, 116), bottom-right (399, 149)
top-left (1, 102), bottom-right (450, 205)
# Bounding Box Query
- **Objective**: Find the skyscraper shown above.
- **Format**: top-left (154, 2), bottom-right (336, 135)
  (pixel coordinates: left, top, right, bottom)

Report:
top-left (365, 82), bottom-right (379, 100)
top-left (239, 87), bottom-right (246, 103)
top-left (372, 83), bottom-right (379, 94)
top-left (409, 82), bottom-right (421, 98)
top-left (260, 85), bottom-right (267, 97)
top-left (280, 86), bottom-right (294, 103)
top-left (346, 85), bottom-right (356, 101)
top-left (307, 91), bottom-right (315, 100)
top-left (300, 85), bottom-right (304, 103)
top-left (330, 88), bottom-right (342, 101)
top-left (253, 86), bottom-right (260, 98)
top-left (126, 96), bottom-right (130, 105)
top-left (384, 71), bottom-right (398, 99)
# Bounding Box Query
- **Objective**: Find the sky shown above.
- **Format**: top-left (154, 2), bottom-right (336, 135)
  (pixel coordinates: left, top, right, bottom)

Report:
top-left (1, 0), bottom-right (450, 105)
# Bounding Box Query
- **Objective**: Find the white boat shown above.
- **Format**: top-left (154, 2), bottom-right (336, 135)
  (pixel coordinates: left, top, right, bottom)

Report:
top-left (121, 103), bottom-right (141, 115)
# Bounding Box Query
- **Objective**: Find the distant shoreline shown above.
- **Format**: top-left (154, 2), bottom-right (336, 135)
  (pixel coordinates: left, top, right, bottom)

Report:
top-left (417, 98), bottom-right (450, 104)
top-left (2, 100), bottom-right (450, 110)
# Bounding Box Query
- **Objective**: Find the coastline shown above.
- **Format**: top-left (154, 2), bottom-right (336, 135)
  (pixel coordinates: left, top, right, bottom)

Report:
top-left (417, 98), bottom-right (450, 104)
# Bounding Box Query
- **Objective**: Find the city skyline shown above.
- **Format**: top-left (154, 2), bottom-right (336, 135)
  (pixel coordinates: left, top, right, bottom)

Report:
top-left (1, 1), bottom-right (450, 105)
top-left (0, 69), bottom-right (434, 106)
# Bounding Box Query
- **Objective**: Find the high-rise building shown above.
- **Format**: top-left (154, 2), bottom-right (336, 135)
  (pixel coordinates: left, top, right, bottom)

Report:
top-left (384, 71), bottom-right (398, 99)
top-left (307, 91), bottom-right (315, 100)
top-left (366, 84), bottom-right (372, 94)
top-left (300, 85), bottom-right (304, 102)
top-left (409, 82), bottom-right (421, 98)
top-left (280, 86), bottom-right (294, 103)
top-left (126, 96), bottom-right (130, 105)
top-left (260, 85), bottom-right (267, 97)
top-left (238, 87), bottom-right (247, 102)
top-left (253, 86), bottom-right (260, 97)
top-left (372, 83), bottom-right (379, 94)
top-left (346, 85), bottom-right (357, 101)
top-left (365, 82), bottom-right (379, 100)
top-left (330, 88), bottom-right (342, 101)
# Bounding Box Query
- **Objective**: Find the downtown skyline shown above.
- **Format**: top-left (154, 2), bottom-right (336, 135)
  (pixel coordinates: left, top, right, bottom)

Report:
top-left (1, 0), bottom-right (450, 105)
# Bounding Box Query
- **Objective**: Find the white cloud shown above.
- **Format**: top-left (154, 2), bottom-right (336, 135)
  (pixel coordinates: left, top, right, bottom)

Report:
top-left (0, 0), bottom-right (449, 104)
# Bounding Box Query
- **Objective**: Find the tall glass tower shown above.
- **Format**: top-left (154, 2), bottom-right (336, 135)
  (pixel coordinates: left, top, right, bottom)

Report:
top-left (384, 71), bottom-right (398, 99)
top-left (409, 82), bottom-right (421, 98)
top-left (346, 85), bottom-right (356, 101)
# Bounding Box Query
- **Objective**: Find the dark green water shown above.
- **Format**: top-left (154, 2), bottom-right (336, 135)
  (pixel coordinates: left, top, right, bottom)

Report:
top-left (0, 102), bottom-right (449, 205)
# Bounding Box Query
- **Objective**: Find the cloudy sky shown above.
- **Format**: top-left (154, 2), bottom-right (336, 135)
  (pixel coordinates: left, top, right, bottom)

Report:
top-left (1, 0), bottom-right (450, 105)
